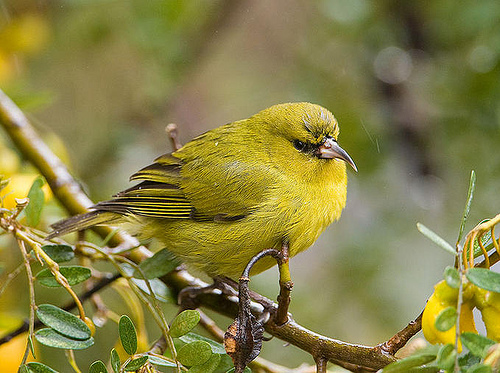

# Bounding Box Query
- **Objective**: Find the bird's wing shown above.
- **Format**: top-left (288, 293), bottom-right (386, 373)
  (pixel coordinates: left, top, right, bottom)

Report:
top-left (94, 154), bottom-right (193, 219)
top-left (94, 151), bottom-right (273, 222)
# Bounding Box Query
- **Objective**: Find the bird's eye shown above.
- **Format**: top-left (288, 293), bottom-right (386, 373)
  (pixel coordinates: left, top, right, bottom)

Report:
top-left (293, 140), bottom-right (306, 152)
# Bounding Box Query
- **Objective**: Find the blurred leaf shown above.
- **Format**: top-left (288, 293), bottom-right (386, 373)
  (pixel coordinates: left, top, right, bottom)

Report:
top-left (170, 310), bottom-right (200, 338)
top-left (131, 278), bottom-right (173, 303)
top-left (466, 268), bottom-right (500, 293)
top-left (436, 343), bottom-right (456, 371)
top-left (177, 341), bottom-right (212, 367)
top-left (19, 365), bottom-right (30, 373)
top-left (89, 361), bottom-right (108, 373)
top-left (444, 266), bottom-right (460, 289)
top-left (119, 315), bottom-right (137, 355)
top-left (35, 328), bottom-right (94, 349)
top-left (124, 356), bottom-right (148, 371)
top-left (458, 352), bottom-right (481, 368)
top-left (135, 248), bottom-right (180, 279)
top-left (458, 170), bottom-right (476, 242)
top-left (188, 353), bottom-right (221, 373)
top-left (460, 332), bottom-right (496, 358)
top-left (417, 223), bottom-right (457, 256)
top-left (225, 368), bottom-right (252, 373)
top-left (179, 332), bottom-right (226, 354)
top-left (41, 245), bottom-right (74, 263)
top-left (36, 266), bottom-right (91, 287)
top-left (36, 304), bottom-right (91, 340)
top-left (25, 176), bottom-right (44, 227)
top-left (380, 354), bottom-right (437, 372)
top-left (466, 364), bottom-right (492, 373)
top-left (25, 362), bottom-right (58, 373)
top-left (147, 355), bottom-right (177, 367)
top-left (110, 348), bottom-right (120, 373)
top-left (435, 306), bottom-right (457, 332)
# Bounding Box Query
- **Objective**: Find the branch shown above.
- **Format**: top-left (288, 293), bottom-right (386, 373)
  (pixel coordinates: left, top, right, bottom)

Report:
top-left (0, 89), bottom-right (397, 371)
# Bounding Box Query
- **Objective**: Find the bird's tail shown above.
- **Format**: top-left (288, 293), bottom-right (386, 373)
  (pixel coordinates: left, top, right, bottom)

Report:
top-left (47, 211), bottom-right (118, 239)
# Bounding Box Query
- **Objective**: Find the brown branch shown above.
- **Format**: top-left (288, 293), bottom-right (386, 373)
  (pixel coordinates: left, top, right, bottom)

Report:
top-left (0, 88), bottom-right (398, 371)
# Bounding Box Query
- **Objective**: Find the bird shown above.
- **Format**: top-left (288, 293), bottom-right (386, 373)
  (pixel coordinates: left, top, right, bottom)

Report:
top-left (48, 102), bottom-right (356, 279)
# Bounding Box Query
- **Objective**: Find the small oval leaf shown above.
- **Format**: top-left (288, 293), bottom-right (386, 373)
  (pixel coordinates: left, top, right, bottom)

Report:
top-left (147, 355), bottom-right (177, 367)
top-left (25, 362), bottom-right (58, 373)
top-left (460, 332), bottom-right (496, 358)
top-left (170, 310), bottom-right (201, 338)
top-left (36, 304), bottom-right (91, 340)
top-left (381, 354), bottom-right (437, 373)
top-left (41, 245), bottom-right (74, 263)
top-left (119, 315), bottom-right (137, 355)
top-left (188, 353), bottom-right (221, 373)
top-left (444, 266), bottom-right (460, 289)
top-left (36, 266), bottom-right (91, 287)
top-left (435, 306), bottom-right (457, 332)
top-left (89, 360), bottom-right (108, 373)
top-left (436, 343), bottom-right (456, 371)
top-left (124, 356), bottom-right (148, 371)
top-left (25, 177), bottom-right (45, 227)
top-left (466, 268), bottom-right (500, 293)
top-left (135, 248), bottom-right (180, 279)
top-left (179, 333), bottom-right (226, 354)
top-left (35, 328), bottom-right (94, 349)
top-left (110, 348), bottom-right (120, 373)
top-left (177, 341), bottom-right (212, 367)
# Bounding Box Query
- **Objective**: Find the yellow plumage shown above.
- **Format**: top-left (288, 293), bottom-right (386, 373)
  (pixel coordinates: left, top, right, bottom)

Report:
top-left (49, 102), bottom-right (356, 278)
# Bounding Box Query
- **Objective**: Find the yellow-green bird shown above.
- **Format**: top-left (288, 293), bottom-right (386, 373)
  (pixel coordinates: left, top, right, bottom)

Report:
top-left (48, 102), bottom-right (356, 278)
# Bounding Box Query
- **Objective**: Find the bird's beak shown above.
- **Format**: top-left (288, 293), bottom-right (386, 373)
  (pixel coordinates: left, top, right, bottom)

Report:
top-left (317, 138), bottom-right (358, 172)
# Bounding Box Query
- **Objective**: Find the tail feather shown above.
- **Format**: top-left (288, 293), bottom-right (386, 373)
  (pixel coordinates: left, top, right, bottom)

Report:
top-left (47, 211), bottom-right (119, 239)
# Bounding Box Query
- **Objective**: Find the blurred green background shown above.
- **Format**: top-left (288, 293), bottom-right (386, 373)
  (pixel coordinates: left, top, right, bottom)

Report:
top-left (1, 0), bottom-right (500, 371)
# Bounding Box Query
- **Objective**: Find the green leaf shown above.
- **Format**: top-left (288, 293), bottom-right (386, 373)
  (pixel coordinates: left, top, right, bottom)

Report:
top-left (417, 223), bottom-right (457, 256)
top-left (41, 245), bottom-right (74, 263)
top-left (19, 365), bottom-right (30, 373)
top-left (380, 354), bottom-right (437, 373)
top-left (25, 177), bottom-right (45, 227)
top-left (89, 361), bottom-right (108, 373)
top-left (170, 310), bottom-right (201, 338)
top-left (110, 348), bottom-right (120, 373)
top-left (406, 368), bottom-right (440, 373)
top-left (472, 224), bottom-right (492, 256)
top-left (179, 332), bottom-right (226, 354)
top-left (444, 266), bottom-right (460, 289)
top-left (25, 362), bottom-right (59, 373)
top-left (119, 315), bottom-right (137, 355)
top-left (458, 352), bottom-right (481, 369)
top-left (435, 306), bottom-right (457, 332)
top-left (460, 332), bottom-right (496, 358)
top-left (28, 334), bottom-right (36, 359)
top-left (436, 343), bottom-right (456, 371)
top-left (466, 364), bottom-right (492, 373)
top-left (124, 356), bottom-right (148, 371)
top-left (131, 278), bottom-right (173, 303)
top-left (36, 266), bottom-right (91, 287)
top-left (458, 170), bottom-right (476, 242)
top-left (135, 248), bottom-right (180, 279)
top-left (188, 353), bottom-right (221, 373)
top-left (147, 355), bottom-right (177, 367)
top-left (225, 368), bottom-right (252, 373)
top-left (466, 268), bottom-right (500, 293)
top-left (35, 328), bottom-right (94, 349)
top-left (36, 304), bottom-right (91, 340)
top-left (177, 341), bottom-right (212, 367)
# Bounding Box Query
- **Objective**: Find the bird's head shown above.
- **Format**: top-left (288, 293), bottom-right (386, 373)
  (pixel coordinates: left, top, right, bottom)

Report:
top-left (251, 102), bottom-right (357, 178)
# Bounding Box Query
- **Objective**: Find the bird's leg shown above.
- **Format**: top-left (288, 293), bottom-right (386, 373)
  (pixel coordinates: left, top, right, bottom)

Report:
top-left (275, 240), bottom-right (293, 325)
top-left (225, 249), bottom-right (281, 373)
